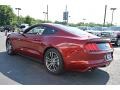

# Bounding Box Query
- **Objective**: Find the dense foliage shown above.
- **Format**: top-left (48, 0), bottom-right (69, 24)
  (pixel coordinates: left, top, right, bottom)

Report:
top-left (0, 5), bottom-right (15, 26)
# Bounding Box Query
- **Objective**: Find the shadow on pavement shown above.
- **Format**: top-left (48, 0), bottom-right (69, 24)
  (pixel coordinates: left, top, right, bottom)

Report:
top-left (0, 51), bottom-right (110, 85)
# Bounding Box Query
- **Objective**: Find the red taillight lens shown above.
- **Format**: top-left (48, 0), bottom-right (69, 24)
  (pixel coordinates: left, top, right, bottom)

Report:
top-left (85, 43), bottom-right (99, 51)
top-left (85, 43), bottom-right (112, 51)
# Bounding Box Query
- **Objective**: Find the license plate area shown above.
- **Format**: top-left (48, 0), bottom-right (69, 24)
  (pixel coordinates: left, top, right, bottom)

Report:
top-left (97, 43), bottom-right (111, 51)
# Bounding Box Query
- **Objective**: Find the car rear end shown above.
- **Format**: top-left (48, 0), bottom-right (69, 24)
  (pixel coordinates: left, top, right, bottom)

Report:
top-left (64, 38), bottom-right (113, 72)
top-left (53, 24), bottom-right (113, 72)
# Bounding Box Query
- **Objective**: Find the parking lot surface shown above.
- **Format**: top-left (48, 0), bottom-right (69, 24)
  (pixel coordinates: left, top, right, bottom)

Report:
top-left (0, 32), bottom-right (120, 85)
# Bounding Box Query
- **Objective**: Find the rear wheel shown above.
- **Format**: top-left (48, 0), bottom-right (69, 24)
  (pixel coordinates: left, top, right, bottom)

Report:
top-left (115, 38), bottom-right (120, 46)
top-left (44, 48), bottom-right (64, 74)
top-left (6, 40), bottom-right (15, 55)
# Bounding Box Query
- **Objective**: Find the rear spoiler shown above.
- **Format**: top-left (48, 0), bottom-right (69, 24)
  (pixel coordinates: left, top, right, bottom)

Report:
top-left (86, 38), bottom-right (111, 43)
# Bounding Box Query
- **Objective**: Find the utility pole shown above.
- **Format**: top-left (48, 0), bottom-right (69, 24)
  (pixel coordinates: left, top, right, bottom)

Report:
top-left (110, 8), bottom-right (116, 26)
top-left (103, 5), bottom-right (107, 26)
top-left (15, 8), bottom-right (21, 24)
top-left (63, 5), bottom-right (69, 24)
top-left (43, 5), bottom-right (48, 22)
top-left (66, 5), bottom-right (68, 23)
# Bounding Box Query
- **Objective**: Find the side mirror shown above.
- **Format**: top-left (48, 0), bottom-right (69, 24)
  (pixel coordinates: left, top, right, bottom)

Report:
top-left (18, 29), bottom-right (24, 35)
top-left (20, 32), bottom-right (26, 36)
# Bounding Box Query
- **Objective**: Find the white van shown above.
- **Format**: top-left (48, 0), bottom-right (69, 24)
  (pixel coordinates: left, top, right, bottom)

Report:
top-left (20, 24), bottom-right (29, 32)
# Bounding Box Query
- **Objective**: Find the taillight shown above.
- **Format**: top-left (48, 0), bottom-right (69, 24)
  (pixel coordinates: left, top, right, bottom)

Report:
top-left (85, 43), bottom-right (99, 51)
top-left (85, 43), bottom-right (112, 52)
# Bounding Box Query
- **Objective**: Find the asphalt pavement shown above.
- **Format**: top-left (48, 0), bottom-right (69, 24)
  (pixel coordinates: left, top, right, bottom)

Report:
top-left (0, 32), bottom-right (120, 85)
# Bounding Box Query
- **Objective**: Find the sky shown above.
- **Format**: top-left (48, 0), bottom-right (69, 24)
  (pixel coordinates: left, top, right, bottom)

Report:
top-left (0, 0), bottom-right (120, 25)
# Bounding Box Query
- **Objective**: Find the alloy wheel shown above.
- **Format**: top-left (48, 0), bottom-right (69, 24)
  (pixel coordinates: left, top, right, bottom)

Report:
top-left (45, 51), bottom-right (60, 72)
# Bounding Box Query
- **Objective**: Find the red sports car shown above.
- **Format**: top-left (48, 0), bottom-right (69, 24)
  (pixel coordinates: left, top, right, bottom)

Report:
top-left (6, 23), bottom-right (113, 74)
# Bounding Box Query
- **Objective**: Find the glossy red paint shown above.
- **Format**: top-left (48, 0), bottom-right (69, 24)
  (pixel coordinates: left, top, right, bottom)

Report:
top-left (6, 23), bottom-right (114, 72)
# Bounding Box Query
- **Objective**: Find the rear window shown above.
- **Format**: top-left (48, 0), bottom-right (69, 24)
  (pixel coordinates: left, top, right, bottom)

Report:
top-left (55, 24), bottom-right (96, 37)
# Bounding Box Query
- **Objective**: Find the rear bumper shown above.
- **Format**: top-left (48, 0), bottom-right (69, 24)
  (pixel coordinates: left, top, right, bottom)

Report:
top-left (59, 42), bottom-right (113, 72)
top-left (65, 59), bottom-right (112, 72)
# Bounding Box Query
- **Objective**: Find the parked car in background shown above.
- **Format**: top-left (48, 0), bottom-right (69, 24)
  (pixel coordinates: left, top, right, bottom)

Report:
top-left (6, 23), bottom-right (113, 74)
top-left (0, 26), bottom-right (4, 32)
top-left (19, 24), bottom-right (29, 32)
top-left (78, 26), bottom-right (88, 31)
top-left (4, 25), bottom-right (15, 32)
top-left (85, 26), bottom-right (103, 37)
top-left (100, 26), bottom-right (120, 46)
top-left (85, 26), bottom-right (120, 46)
top-left (0, 25), bottom-right (15, 32)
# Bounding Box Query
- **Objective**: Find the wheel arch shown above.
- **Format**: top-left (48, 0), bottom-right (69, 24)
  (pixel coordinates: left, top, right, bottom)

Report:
top-left (43, 46), bottom-right (63, 59)
top-left (43, 46), bottom-right (65, 74)
top-left (43, 46), bottom-right (65, 63)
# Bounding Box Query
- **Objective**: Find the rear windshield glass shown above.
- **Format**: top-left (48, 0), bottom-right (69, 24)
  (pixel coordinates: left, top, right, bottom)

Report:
top-left (55, 24), bottom-right (95, 36)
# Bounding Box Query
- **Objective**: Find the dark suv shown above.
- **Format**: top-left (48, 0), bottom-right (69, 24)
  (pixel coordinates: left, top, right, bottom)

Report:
top-left (85, 26), bottom-right (120, 46)
top-left (100, 26), bottom-right (120, 46)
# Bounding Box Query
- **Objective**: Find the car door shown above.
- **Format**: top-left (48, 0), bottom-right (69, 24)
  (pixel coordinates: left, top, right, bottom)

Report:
top-left (17, 25), bottom-right (46, 59)
top-left (24, 25), bottom-right (58, 59)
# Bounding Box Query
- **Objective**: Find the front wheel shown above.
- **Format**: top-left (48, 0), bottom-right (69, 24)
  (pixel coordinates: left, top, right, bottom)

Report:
top-left (6, 40), bottom-right (15, 55)
top-left (44, 48), bottom-right (64, 74)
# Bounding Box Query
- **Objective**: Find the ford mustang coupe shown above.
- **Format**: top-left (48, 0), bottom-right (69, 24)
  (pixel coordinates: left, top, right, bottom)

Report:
top-left (6, 23), bottom-right (113, 74)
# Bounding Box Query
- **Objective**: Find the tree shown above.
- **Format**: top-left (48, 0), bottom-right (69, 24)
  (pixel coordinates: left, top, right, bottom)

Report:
top-left (0, 5), bottom-right (15, 26)
top-left (24, 15), bottom-right (33, 25)
top-left (31, 19), bottom-right (44, 25)
top-left (19, 16), bottom-right (25, 24)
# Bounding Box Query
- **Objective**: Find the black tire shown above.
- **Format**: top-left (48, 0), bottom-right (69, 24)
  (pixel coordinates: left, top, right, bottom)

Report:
top-left (115, 38), bottom-right (120, 46)
top-left (6, 40), bottom-right (15, 55)
top-left (44, 48), bottom-right (64, 74)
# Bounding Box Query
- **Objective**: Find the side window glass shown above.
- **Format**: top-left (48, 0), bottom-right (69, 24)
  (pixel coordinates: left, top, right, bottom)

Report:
top-left (42, 27), bottom-right (57, 35)
top-left (27, 26), bottom-right (45, 35)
